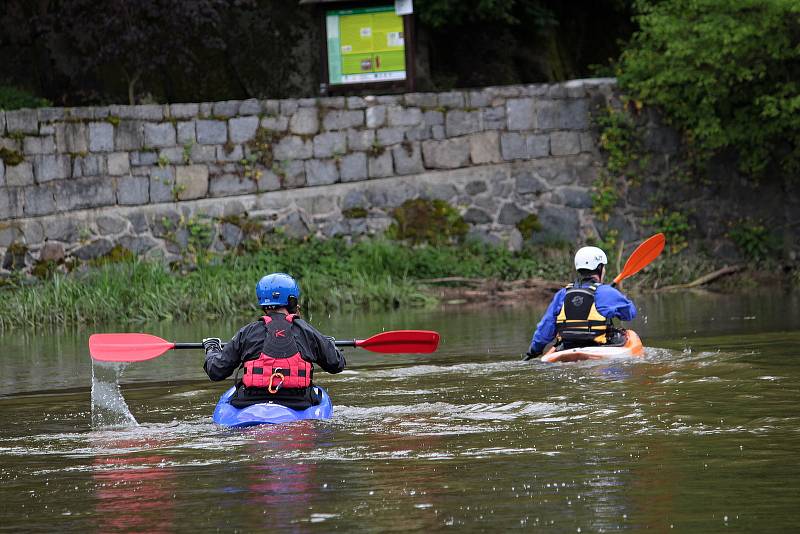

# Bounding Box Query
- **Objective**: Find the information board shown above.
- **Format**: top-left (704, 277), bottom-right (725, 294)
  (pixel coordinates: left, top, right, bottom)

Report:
top-left (326, 6), bottom-right (406, 85)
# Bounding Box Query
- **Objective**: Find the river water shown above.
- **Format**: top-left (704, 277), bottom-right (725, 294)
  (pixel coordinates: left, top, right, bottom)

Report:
top-left (1, 291), bottom-right (799, 532)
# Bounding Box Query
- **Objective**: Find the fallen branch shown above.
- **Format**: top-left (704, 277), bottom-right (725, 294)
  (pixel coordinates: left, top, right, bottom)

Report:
top-left (418, 277), bottom-right (488, 285)
top-left (658, 265), bottom-right (744, 291)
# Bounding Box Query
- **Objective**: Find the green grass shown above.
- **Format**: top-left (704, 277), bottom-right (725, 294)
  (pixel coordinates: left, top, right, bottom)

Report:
top-left (0, 237), bottom-right (572, 328)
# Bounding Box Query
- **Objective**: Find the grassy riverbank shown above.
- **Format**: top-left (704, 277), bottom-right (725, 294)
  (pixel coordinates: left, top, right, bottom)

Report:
top-left (0, 237), bottom-right (572, 328)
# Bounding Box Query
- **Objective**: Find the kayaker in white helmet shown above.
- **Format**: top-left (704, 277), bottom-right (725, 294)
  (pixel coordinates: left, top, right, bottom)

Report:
top-left (525, 246), bottom-right (637, 359)
top-left (202, 273), bottom-right (345, 409)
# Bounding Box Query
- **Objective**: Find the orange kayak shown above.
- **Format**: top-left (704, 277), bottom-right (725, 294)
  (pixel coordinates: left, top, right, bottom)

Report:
top-left (541, 330), bottom-right (644, 363)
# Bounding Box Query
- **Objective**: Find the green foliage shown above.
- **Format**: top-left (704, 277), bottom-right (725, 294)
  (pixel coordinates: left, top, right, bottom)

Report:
top-left (591, 174), bottom-right (619, 222)
top-left (0, 86), bottom-right (50, 111)
top-left (516, 213), bottom-right (543, 239)
top-left (0, 147), bottom-right (24, 166)
top-left (727, 218), bottom-right (780, 262)
top-left (589, 228), bottom-right (620, 255)
top-left (595, 106), bottom-right (646, 180)
top-left (416, 0), bottom-right (557, 28)
top-left (618, 0), bottom-right (800, 178)
top-left (0, 236), bottom-right (572, 328)
top-left (342, 207), bottom-right (368, 219)
top-left (388, 199), bottom-right (468, 245)
top-left (643, 208), bottom-right (689, 254)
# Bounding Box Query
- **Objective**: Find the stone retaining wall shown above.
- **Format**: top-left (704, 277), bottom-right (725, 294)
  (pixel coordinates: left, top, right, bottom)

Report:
top-left (0, 79), bottom-right (628, 272)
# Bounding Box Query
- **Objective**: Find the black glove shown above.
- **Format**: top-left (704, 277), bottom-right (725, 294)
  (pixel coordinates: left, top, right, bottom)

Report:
top-left (202, 337), bottom-right (222, 354)
top-left (522, 350), bottom-right (541, 361)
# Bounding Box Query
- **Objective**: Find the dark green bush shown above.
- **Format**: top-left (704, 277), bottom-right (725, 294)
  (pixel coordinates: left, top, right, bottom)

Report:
top-left (618, 0), bottom-right (800, 178)
top-left (0, 86), bottom-right (51, 111)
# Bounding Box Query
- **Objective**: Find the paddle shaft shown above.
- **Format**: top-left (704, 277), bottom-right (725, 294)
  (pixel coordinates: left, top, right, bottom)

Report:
top-left (173, 340), bottom-right (358, 350)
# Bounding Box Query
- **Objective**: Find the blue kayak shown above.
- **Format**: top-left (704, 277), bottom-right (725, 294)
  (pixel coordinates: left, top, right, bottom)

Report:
top-left (212, 386), bottom-right (333, 427)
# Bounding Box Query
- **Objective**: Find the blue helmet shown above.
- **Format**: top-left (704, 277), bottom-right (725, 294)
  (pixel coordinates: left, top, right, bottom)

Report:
top-left (256, 273), bottom-right (301, 307)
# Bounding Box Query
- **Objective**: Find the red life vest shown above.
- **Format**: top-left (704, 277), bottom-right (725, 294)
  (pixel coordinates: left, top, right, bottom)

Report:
top-left (241, 314), bottom-right (312, 393)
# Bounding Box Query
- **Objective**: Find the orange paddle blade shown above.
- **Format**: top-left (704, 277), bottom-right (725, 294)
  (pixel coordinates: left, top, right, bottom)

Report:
top-left (613, 233), bottom-right (666, 284)
top-left (89, 333), bottom-right (176, 362)
top-left (355, 330), bottom-right (440, 353)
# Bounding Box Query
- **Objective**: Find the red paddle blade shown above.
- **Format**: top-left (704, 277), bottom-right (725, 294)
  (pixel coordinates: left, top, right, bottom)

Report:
top-left (356, 330), bottom-right (440, 354)
top-left (614, 233), bottom-right (666, 284)
top-left (89, 333), bottom-right (175, 362)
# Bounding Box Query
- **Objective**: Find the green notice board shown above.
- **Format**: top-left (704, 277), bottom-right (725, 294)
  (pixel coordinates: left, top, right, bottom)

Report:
top-left (326, 6), bottom-right (406, 85)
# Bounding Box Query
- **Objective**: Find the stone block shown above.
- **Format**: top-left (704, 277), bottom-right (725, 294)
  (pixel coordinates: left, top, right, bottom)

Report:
top-left (34, 154), bottom-right (71, 182)
top-left (261, 115), bottom-right (289, 132)
top-left (55, 122), bottom-right (89, 153)
top-left (579, 132), bottom-right (596, 153)
top-left (196, 120), bottom-right (228, 144)
top-left (89, 122), bottom-right (114, 152)
top-left (189, 144), bottom-right (216, 163)
top-left (0, 160), bottom-right (3, 185)
top-left (347, 96), bottom-right (366, 109)
top-left (366, 105), bottom-right (386, 129)
top-left (323, 110), bottom-right (363, 131)
top-left (0, 187), bottom-right (25, 218)
top-left (463, 207), bottom-right (492, 224)
top-left (239, 99), bottom-right (261, 115)
top-left (289, 108), bottom-right (320, 135)
top-left (37, 108), bottom-right (65, 123)
top-left (72, 154), bottom-right (106, 177)
top-left (0, 112), bottom-right (4, 135)
top-left (423, 110), bottom-right (444, 127)
top-left (555, 186), bottom-right (592, 208)
top-left (96, 215), bottom-right (127, 235)
top-left (23, 136), bottom-right (55, 154)
top-left (131, 151), bottom-right (158, 166)
top-left (115, 120), bottom-right (144, 150)
top-left (175, 165), bottom-right (209, 200)
top-left (404, 93), bottom-right (438, 108)
top-left (160, 146), bottom-right (186, 164)
top-left (144, 122), bottom-right (176, 148)
top-left (256, 169), bottom-right (281, 192)
top-left (483, 106), bottom-right (505, 129)
top-left (536, 99), bottom-right (590, 130)
top-left (73, 239), bottom-right (114, 260)
top-left (108, 152), bottom-right (131, 176)
top-left (469, 131), bottom-right (502, 164)
top-left (387, 106), bottom-right (422, 127)
top-left (54, 177), bottom-right (115, 211)
top-left (347, 129), bottom-right (375, 151)
top-left (280, 160), bottom-right (306, 188)
top-left (550, 131), bottom-right (581, 156)
top-left (5, 110), bottom-right (38, 134)
top-left (177, 122), bottom-right (196, 144)
top-left (209, 173), bottom-right (257, 197)
top-left (229, 116), bottom-right (259, 143)
top-left (446, 110), bottom-right (482, 137)
top-left (498, 203), bottom-right (529, 225)
top-left (527, 134), bottom-right (550, 158)
top-left (515, 168), bottom-right (548, 194)
top-left (422, 138), bottom-right (470, 169)
top-left (368, 151), bottom-right (393, 178)
top-left (261, 99), bottom-right (280, 115)
top-left (405, 126), bottom-right (431, 142)
top-left (466, 180), bottom-right (488, 195)
top-left (313, 132), bottom-right (346, 158)
top-left (506, 98), bottom-right (535, 131)
top-left (377, 127), bottom-right (404, 146)
top-left (339, 152), bottom-right (367, 182)
top-left (305, 159), bottom-right (339, 186)
top-left (466, 90), bottom-right (491, 108)
top-left (500, 133), bottom-right (527, 160)
top-left (213, 100), bottom-right (240, 118)
top-left (438, 92), bottom-right (465, 108)
top-left (273, 136), bottom-right (313, 160)
top-left (534, 205), bottom-right (580, 243)
top-left (280, 99), bottom-right (299, 116)
top-left (6, 162), bottom-right (34, 186)
top-left (149, 167), bottom-right (175, 203)
top-left (117, 175), bottom-right (150, 205)
top-left (130, 104), bottom-right (163, 120)
top-left (39, 242), bottom-right (65, 262)
top-left (119, 235), bottom-right (158, 255)
top-left (170, 103), bottom-right (199, 119)
top-left (44, 217), bottom-right (78, 241)
top-left (392, 142), bottom-right (424, 175)
top-left (19, 184), bottom-right (56, 217)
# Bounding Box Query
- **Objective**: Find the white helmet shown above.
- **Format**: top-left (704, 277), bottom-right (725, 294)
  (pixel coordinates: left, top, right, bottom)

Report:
top-left (574, 246), bottom-right (607, 271)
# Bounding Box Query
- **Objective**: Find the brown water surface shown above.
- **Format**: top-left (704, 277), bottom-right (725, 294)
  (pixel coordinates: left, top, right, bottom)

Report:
top-left (1, 291), bottom-right (799, 531)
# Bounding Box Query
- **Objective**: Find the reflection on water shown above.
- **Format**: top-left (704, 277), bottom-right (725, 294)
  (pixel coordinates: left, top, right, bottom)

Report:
top-left (0, 291), bottom-right (799, 531)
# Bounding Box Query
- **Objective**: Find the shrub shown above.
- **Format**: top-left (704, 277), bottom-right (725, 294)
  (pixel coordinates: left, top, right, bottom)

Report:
top-left (0, 86), bottom-right (51, 111)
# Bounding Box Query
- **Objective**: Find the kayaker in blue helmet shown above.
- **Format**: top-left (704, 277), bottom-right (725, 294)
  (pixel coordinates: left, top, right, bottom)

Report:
top-left (525, 246), bottom-right (637, 359)
top-left (202, 272), bottom-right (345, 409)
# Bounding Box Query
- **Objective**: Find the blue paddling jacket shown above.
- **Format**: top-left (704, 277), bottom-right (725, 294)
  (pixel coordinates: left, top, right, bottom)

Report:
top-left (529, 281), bottom-right (637, 354)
